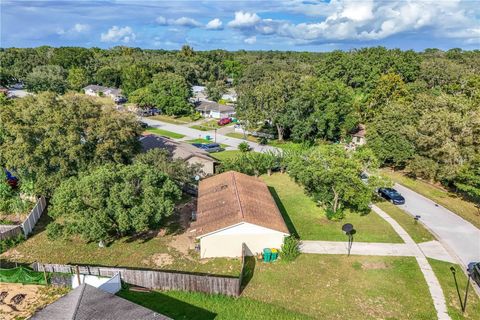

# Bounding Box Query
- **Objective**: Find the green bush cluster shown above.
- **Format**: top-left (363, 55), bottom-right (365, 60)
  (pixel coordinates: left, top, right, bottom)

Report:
top-left (280, 236), bottom-right (300, 262)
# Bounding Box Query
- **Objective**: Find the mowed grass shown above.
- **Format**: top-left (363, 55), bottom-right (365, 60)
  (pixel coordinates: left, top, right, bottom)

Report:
top-left (382, 169), bottom-right (480, 229)
top-left (210, 150), bottom-right (244, 162)
top-left (376, 201), bottom-right (435, 243)
top-left (150, 115), bottom-right (194, 124)
top-left (120, 255), bottom-right (436, 319)
top-left (1, 215), bottom-right (241, 276)
top-left (429, 259), bottom-right (480, 319)
top-left (145, 126), bottom-right (185, 139)
top-left (190, 120), bottom-right (223, 131)
top-left (225, 132), bottom-right (259, 142)
top-left (262, 173), bottom-right (403, 243)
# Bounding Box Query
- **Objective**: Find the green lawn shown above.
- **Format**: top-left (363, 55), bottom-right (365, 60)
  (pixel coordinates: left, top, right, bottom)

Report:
top-left (429, 259), bottom-right (480, 319)
top-left (382, 169), bottom-right (480, 229)
top-left (376, 201), bottom-right (435, 243)
top-left (210, 150), bottom-right (244, 162)
top-left (1, 214), bottom-right (241, 276)
top-left (150, 115), bottom-right (194, 125)
top-left (261, 173), bottom-right (403, 243)
top-left (145, 127), bottom-right (186, 139)
top-left (190, 120), bottom-right (224, 131)
top-left (225, 132), bottom-right (259, 142)
top-left (120, 255), bottom-right (436, 319)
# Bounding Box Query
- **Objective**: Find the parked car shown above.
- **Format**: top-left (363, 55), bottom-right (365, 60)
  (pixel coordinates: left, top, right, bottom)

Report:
top-left (378, 187), bottom-right (405, 205)
top-left (218, 118), bottom-right (232, 126)
top-left (114, 96), bottom-right (127, 104)
top-left (468, 262), bottom-right (480, 287)
top-left (192, 143), bottom-right (222, 153)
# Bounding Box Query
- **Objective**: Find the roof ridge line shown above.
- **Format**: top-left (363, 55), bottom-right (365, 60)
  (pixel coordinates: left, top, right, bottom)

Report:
top-left (231, 172), bottom-right (245, 219)
top-left (72, 283), bottom-right (86, 320)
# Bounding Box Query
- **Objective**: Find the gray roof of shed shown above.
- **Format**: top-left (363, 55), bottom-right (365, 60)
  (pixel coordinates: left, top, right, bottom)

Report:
top-left (195, 101), bottom-right (235, 113)
top-left (31, 284), bottom-right (170, 320)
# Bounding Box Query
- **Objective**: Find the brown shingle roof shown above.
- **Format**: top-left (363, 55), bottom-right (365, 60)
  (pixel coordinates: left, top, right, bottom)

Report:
top-left (352, 124), bottom-right (366, 138)
top-left (193, 171), bottom-right (289, 237)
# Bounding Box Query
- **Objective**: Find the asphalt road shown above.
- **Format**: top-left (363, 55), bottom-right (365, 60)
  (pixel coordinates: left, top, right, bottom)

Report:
top-left (395, 183), bottom-right (480, 268)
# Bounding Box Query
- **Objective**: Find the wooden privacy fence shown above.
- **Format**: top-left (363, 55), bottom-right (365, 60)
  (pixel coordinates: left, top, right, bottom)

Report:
top-left (21, 196), bottom-right (47, 237)
top-left (0, 225), bottom-right (22, 241)
top-left (33, 262), bottom-right (242, 296)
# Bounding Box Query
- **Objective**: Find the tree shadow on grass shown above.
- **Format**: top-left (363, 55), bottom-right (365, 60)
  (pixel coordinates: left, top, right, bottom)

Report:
top-left (117, 289), bottom-right (217, 320)
top-left (268, 186), bottom-right (299, 238)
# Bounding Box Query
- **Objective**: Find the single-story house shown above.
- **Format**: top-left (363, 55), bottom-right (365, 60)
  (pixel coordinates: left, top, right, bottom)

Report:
top-left (191, 85), bottom-right (207, 101)
top-left (31, 283), bottom-right (170, 320)
top-left (140, 134), bottom-right (216, 176)
top-left (221, 89), bottom-right (237, 102)
top-left (195, 100), bottom-right (235, 119)
top-left (192, 171), bottom-right (290, 258)
top-left (351, 124), bottom-right (366, 146)
top-left (83, 84), bottom-right (122, 99)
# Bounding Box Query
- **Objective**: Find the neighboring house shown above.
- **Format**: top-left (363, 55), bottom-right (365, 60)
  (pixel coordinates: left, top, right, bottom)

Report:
top-left (192, 171), bottom-right (290, 258)
top-left (221, 88), bottom-right (237, 102)
top-left (140, 134), bottom-right (216, 176)
top-left (83, 85), bottom-right (122, 99)
top-left (195, 100), bottom-right (235, 119)
top-left (351, 124), bottom-right (366, 146)
top-left (31, 283), bottom-right (170, 320)
top-left (191, 85), bottom-right (207, 101)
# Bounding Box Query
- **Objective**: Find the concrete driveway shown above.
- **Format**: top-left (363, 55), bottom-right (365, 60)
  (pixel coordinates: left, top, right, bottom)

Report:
top-left (394, 183), bottom-right (480, 268)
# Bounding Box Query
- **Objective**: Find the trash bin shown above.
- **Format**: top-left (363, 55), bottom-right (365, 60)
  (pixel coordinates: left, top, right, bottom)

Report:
top-left (263, 248), bottom-right (271, 262)
top-left (205, 135), bottom-right (211, 140)
top-left (271, 248), bottom-right (278, 261)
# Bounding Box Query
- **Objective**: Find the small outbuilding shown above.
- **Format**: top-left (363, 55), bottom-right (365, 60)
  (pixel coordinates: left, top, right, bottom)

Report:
top-left (193, 171), bottom-right (289, 258)
top-left (351, 124), bottom-right (366, 146)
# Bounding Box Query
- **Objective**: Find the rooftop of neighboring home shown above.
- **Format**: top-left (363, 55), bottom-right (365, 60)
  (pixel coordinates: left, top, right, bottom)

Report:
top-left (195, 100), bottom-right (235, 113)
top-left (193, 171), bottom-right (289, 237)
top-left (352, 124), bottom-right (366, 138)
top-left (31, 283), bottom-right (170, 320)
top-left (140, 134), bottom-right (215, 163)
top-left (83, 84), bottom-right (122, 96)
top-left (192, 85), bottom-right (206, 93)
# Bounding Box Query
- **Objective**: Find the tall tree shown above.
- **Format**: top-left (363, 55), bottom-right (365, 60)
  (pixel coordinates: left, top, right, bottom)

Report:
top-left (0, 93), bottom-right (142, 195)
top-left (25, 65), bottom-right (67, 94)
top-left (67, 67), bottom-right (89, 91)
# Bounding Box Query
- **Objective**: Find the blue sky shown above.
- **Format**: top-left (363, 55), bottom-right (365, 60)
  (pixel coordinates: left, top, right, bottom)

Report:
top-left (1, 0), bottom-right (479, 51)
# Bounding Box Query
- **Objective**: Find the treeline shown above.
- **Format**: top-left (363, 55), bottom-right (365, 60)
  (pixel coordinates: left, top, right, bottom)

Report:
top-left (1, 46), bottom-right (479, 200)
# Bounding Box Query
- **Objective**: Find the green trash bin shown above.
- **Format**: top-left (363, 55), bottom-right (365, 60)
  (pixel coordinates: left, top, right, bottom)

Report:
top-left (205, 135), bottom-right (211, 140)
top-left (263, 248), bottom-right (272, 262)
top-left (271, 248), bottom-right (278, 261)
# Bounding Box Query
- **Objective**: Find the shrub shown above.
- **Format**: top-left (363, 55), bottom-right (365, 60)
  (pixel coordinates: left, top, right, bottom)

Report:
top-left (280, 236), bottom-right (300, 262)
top-left (325, 207), bottom-right (345, 220)
top-left (0, 234), bottom-right (24, 254)
top-left (238, 141), bottom-right (251, 152)
top-left (258, 136), bottom-right (268, 145)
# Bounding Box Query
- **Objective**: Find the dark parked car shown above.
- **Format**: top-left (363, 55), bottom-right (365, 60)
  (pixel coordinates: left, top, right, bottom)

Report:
top-left (192, 143), bottom-right (222, 153)
top-left (217, 118), bottom-right (232, 126)
top-left (378, 188), bottom-right (405, 205)
top-left (114, 96), bottom-right (127, 104)
top-left (468, 262), bottom-right (480, 287)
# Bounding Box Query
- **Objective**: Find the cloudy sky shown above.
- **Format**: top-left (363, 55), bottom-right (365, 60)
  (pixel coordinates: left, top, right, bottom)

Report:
top-left (1, 0), bottom-right (479, 51)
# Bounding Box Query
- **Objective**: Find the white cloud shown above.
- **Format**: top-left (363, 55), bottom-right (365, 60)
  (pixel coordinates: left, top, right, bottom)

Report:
top-left (100, 26), bottom-right (136, 43)
top-left (244, 36), bottom-right (256, 44)
top-left (206, 18), bottom-right (223, 30)
top-left (57, 23), bottom-right (90, 36)
top-left (228, 11), bottom-right (261, 28)
top-left (155, 16), bottom-right (202, 28)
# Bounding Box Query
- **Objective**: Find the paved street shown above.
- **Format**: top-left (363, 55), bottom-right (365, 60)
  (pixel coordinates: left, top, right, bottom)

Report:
top-left (395, 183), bottom-right (480, 268)
top-left (141, 117), bottom-right (279, 153)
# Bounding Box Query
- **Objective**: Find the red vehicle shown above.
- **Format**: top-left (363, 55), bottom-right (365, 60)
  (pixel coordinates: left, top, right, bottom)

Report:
top-left (218, 118), bottom-right (232, 126)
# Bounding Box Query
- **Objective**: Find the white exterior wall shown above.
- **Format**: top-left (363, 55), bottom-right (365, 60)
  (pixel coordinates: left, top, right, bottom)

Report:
top-left (187, 156), bottom-right (215, 176)
top-left (71, 273), bottom-right (121, 294)
top-left (199, 223), bottom-right (288, 258)
top-left (84, 89), bottom-right (97, 96)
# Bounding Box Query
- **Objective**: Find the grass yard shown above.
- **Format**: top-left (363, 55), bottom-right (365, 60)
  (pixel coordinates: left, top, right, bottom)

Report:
top-left (1, 214), bottom-right (241, 277)
top-left (210, 150), bottom-right (244, 162)
top-left (119, 255), bottom-right (437, 319)
top-left (150, 115), bottom-right (195, 124)
top-left (145, 126), bottom-right (186, 139)
top-left (262, 173), bottom-right (403, 243)
top-left (190, 120), bottom-right (223, 131)
top-left (376, 201), bottom-right (435, 243)
top-left (225, 132), bottom-right (259, 142)
top-left (429, 259), bottom-right (480, 319)
top-left (382, 169), bottom-right (480, 229)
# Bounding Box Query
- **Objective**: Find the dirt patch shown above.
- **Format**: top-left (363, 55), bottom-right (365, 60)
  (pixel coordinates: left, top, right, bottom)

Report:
top-left (149, 253), bottom-right (174, 267)
top-left (361, 261), bottom-right (389, 270)
top-left (0, 283), bottom-right (68, 320)
top-left (168, 233), bottom-right (194, 256)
